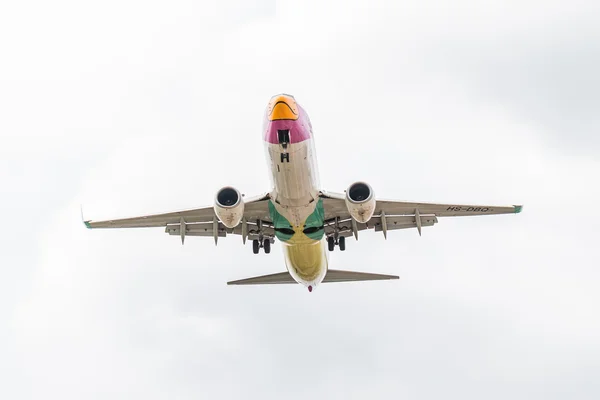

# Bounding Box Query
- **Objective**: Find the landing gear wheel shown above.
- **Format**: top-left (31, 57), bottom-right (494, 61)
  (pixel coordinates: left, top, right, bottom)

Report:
top-left (327, 236), bottom-right (335, 252)
top-left (252, 239), bottom-right (260, 254)
top-left (339, 236), bottom-right (346, 251)
top-left (263, 239), bottom-right (271, 254)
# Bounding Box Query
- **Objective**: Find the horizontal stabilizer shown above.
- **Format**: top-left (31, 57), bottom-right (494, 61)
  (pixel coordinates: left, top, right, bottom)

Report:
top-left (227, 272), bottom-right (296, 285)
top-left (323, 269), bottom-right (399, 283)
top-left (227, 270), bottom-right (398, 286)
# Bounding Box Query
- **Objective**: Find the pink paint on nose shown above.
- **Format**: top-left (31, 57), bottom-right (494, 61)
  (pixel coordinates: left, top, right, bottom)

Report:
top-left (308, 285), bottom-right (313, 293)
top-left (264, 119), bottom-right (312, 144)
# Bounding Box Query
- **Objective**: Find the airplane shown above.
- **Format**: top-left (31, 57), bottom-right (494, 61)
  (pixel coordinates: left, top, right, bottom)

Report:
top-left (84, 94), bottom-right (522, 292)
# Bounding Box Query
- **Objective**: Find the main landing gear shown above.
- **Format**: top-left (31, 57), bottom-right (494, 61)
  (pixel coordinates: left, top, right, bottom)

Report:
top-left (327, 235), bottom-right (345, 252)
top-left (252, 238), bottom-right (271, 254)
top-left (327, 216), bottom-right (346, 252)
top-left (252, 219), bottom-right (271, 254)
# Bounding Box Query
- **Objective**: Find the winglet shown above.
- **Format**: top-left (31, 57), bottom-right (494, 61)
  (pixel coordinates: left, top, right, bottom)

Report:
top-left (514, 205), bottom-right (523, 214)
top-left (81, 205), bottom-right (92, 229)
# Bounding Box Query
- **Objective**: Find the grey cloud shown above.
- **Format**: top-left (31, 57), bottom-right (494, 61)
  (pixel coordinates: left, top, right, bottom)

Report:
top-left (425, 20), bottom-right (600, 155)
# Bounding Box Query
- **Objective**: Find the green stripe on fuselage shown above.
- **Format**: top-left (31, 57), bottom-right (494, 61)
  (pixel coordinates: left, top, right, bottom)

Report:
top-left (268, 199), bottom-right (325, 242)
top-left (268, 201), bottom-right (294, 241)
top-left (303, 199), bottom-right (325, 241)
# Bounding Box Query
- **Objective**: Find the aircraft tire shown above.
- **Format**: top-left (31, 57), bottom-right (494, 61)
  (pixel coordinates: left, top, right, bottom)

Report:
top-left (327, 237), bottom-right (335, 252)
top-left (252, 239), bottom-right (260, 254)
top-left (263, 239), bottom-right (271, 254)
top-left (339, 236), bottom-right (346, 251)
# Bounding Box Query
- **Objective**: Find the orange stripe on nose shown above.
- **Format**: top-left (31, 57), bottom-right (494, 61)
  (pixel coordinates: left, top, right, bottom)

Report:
top-left (267, 95), bottom-right (299, 121)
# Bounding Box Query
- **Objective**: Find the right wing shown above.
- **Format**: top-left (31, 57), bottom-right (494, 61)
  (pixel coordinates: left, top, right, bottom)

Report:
top-left (84, 193), bottom-right (274, 242)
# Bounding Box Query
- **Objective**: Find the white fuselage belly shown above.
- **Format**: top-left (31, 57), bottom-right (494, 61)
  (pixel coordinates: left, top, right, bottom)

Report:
top-left (266, 139), bottom-right (319, 220)
top-left (265, 138), bottom-right (329, 287)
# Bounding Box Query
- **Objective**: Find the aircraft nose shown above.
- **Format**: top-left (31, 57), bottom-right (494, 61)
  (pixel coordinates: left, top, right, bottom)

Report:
top-left (267, 94), bottom-right (299, 121)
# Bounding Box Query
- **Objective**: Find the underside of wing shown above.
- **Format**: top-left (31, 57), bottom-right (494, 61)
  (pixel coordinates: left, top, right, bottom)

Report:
top-left (324, 215), bottom-right (439, 238)
top-left (319, 191), bottom-right (521, 239)
top-left (165, 221), bottom-right (275, 241)
top-left (84, 193), bottom-right (272, 229)
top-left (84, 206), bottom-right (216, 229)
top-left (375, 199), bottom-right (522, 217)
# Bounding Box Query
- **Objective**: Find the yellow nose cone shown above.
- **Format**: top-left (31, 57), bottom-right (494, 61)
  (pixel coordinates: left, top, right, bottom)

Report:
top-left (267, 94), bottom-right (299, 121)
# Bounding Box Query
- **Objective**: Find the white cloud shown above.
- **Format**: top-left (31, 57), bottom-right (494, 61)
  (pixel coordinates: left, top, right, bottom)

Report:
top-left (2, 0), bottom-right (599, 399)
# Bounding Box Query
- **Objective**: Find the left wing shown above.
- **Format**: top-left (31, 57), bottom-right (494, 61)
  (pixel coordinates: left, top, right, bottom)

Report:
top-left (320, 191), bottom-right (521, 238)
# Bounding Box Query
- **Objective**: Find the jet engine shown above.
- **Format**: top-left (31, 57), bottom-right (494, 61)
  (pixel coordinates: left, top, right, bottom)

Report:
top-left (214, 187), bottom-right (244, 228)
top-left (345, 182), bottom-right (376, 223)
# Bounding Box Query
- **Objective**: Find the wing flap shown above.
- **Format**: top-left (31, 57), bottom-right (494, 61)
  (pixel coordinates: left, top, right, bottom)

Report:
top-left (165, 222), bottom-right (275, 239)
top-left (374, 215), bottom-right (437, 232)
top-left (165, 223), bottom-right (227, 237)
top-left (325, 215), bottom-right (438, 237)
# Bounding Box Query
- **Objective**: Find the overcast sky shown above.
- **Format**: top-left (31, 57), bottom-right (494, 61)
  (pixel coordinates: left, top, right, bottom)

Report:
top-left (1, 1), bottom-right (599, 399)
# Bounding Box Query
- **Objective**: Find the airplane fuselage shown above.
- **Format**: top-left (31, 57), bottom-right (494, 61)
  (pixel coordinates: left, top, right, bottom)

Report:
top-left (263, 94), bottom-right (328, 289)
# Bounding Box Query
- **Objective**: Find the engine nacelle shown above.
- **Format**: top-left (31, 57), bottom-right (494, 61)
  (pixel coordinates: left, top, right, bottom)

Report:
top-left (345, 182), bottom-right (376, 223)
top-left (214, 187), bottom-right (244, 228)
